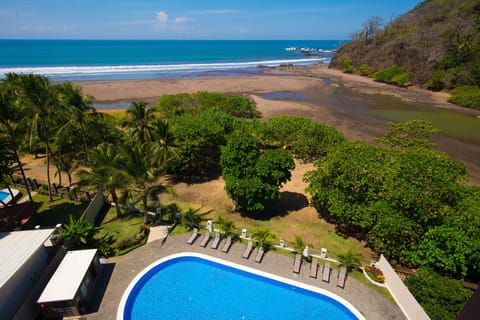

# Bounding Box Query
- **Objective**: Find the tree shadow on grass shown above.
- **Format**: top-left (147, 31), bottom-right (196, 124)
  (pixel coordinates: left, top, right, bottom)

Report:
top-left (167, 169), bottom-right (222, 186)
top-left (36, 201), bottom-right (88, 227)
top-left (313, 204), bottom-right (368, 241)
top-left (239, 191), bottom-right (309, 221)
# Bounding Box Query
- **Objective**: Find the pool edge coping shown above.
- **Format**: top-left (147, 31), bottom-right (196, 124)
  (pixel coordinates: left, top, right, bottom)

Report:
top-left (0, 188), bottom-right (19, 207)
top-left (116, 251), bottom-right (366, 320)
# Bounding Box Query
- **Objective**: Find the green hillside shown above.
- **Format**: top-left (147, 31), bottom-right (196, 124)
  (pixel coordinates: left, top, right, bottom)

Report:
top-left (331, 0), bottom-right (480, 107)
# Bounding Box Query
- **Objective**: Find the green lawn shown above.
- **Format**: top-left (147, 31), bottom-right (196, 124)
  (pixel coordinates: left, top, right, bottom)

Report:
top-left (34, 193), bottom-right (87, 227)
top-left (97, 206), bottom-right (145, 248)
top-left (160, 198), bottom-right (374, 264)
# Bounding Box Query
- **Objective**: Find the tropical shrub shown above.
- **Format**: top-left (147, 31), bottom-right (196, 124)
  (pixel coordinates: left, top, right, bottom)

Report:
top-left (448, 86), bottom-right (480, 110)
top-left (405, 268), bottom-right (471, 320)
top-left (373, 65), bottom-right (412, 86)
top-left (340, 58), bottom-right (355, 73)
top-left (358, 64), bottom-right (374, 77)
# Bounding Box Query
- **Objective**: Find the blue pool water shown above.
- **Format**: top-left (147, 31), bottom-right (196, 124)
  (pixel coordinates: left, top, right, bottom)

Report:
top-left (121, 255), bottom-right (360, 320)
top-left (0, 191), bottom-right (10, 201)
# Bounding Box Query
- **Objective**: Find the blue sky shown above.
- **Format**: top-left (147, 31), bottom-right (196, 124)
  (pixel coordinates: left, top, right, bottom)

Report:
top-left (0, 0), bottom-right (423, 40)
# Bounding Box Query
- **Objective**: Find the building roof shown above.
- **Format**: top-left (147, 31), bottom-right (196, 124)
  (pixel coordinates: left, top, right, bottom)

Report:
top-left (38, 249), bottom-right (97, 303)
top-left (0, 229), bottom-right (55, 289)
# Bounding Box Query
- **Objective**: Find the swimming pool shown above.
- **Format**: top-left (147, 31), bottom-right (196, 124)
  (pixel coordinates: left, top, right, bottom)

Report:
top-left (118, 253), bottom-right (365, 320)
top-left (0, 188), bottom-right (19, 207)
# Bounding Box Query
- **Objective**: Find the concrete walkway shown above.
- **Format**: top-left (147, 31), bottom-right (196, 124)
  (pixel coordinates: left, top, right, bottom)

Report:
top-left (86, 234), bottom-right (406, 320)
top-left (146, 225), bottom-right (169, 243)
top-left (17, 191), bottom-right (38, 204)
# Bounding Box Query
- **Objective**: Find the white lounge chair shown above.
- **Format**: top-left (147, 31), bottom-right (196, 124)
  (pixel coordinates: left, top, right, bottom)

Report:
top-left (186, 228), bottom-right (198, 244)
top-left (323, 262), bottom-right (331, 282)
top-left (293, 254), bottom-right (302, 274)
top-left (243, 240), bottom-right (253, 259)
top-left (222, 236), bottom-right (232, 253)
top-left (310, 258), bottom-right (318, 278)
top-left (337, 267), bottom-right (347, 288)
top-left (199, 231), bottom-right (210, 247)
top-left (255, 247), bottom-right (265, 263)
top-left (211, 232), bottom-right (221, 249)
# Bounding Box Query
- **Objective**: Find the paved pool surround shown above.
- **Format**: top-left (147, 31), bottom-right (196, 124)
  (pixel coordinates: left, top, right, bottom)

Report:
top-left (87, 235), bottom-right (406, 320)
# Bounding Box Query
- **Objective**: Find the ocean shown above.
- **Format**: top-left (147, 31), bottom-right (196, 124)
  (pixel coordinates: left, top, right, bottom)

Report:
top-left (0, 40), bottom-right (344, 81)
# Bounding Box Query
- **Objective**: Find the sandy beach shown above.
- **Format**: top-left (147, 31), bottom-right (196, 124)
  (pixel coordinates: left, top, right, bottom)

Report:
top-left (77, 64), bottom-right (480, 183)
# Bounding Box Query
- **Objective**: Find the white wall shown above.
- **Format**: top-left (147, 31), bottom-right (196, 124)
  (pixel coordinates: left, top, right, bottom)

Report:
top-left (378, 254), bottom-right (430, 320)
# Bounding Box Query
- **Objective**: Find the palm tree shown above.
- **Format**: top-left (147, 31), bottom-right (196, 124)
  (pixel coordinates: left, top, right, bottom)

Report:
top-left (214, 214), bottom-right (236, 237)
top-left (77, 144), bottom-right (129, 218)
top-left (292, 235), bottom-right (306, 253)
top-left (337, 249), bottom-right (362, 272)
top-left (122, 141), bottom-right (175, 224)
top-left (57, 82), bottom-right (98, 164)
top-left (182, 208), bottom-right (203, 231)
top-left (0, 82), bottom-right (33, 202)
top-left (252, 228), bottom-right (276, 250)
top-left (124, 101), bottom-right (156, 144)
top-left (9, 73), bottom-right (62, 201)
top-left (53, 151), bottom-right (76, 187)
top-left (152, 118), bottom-right (177, 164)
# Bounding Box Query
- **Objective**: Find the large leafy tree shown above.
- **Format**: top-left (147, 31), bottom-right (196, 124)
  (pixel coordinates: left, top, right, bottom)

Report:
top-left (262, 115), bottom-right (345, 160)
top-left (305, 137), bottom-right (473, 271)
top-left (221, 132), bottom-right (295, 212)
top-left (170, 113), bottom-right (226, 176)
top-left (0, 81), bottom-right (33, 202)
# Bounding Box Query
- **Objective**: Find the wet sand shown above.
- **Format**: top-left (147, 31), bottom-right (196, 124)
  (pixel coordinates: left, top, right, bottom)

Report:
top-left (77, 64), bottom-right (480, 184)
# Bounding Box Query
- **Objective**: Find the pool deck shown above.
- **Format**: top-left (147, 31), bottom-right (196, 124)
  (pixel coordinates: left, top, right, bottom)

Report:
top-left (86, 234), bottom-right (406, 320)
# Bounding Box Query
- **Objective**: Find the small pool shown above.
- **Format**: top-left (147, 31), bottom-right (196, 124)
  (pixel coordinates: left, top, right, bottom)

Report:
top-left (118, 253), bottom-right (364, 320)
top-left (0, 188), bottom-right (19, 207)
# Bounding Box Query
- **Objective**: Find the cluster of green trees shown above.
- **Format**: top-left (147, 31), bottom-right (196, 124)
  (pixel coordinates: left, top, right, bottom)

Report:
top-left (3, 74), bottom-right (476, 317)
top-left (0, 73), bottom-right (119, 203)
top-left (305, 120), bottom-right (480, 279)
top-left (304, 119), bottom-right (478, 318)
top-left (404, 268), bottom-right (472, 320)
top-left (1, 75), bottom-right (343, 217)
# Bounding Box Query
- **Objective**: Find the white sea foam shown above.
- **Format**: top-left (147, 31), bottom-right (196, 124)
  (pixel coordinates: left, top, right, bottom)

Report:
top-left (0, 58), bottom-right (327, 78)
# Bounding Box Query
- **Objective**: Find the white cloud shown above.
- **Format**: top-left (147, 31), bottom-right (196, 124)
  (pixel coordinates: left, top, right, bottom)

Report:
top-left (156, 11), bottom-right (168, 23)
top-left (175, 16), bottom-right (189, 24)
